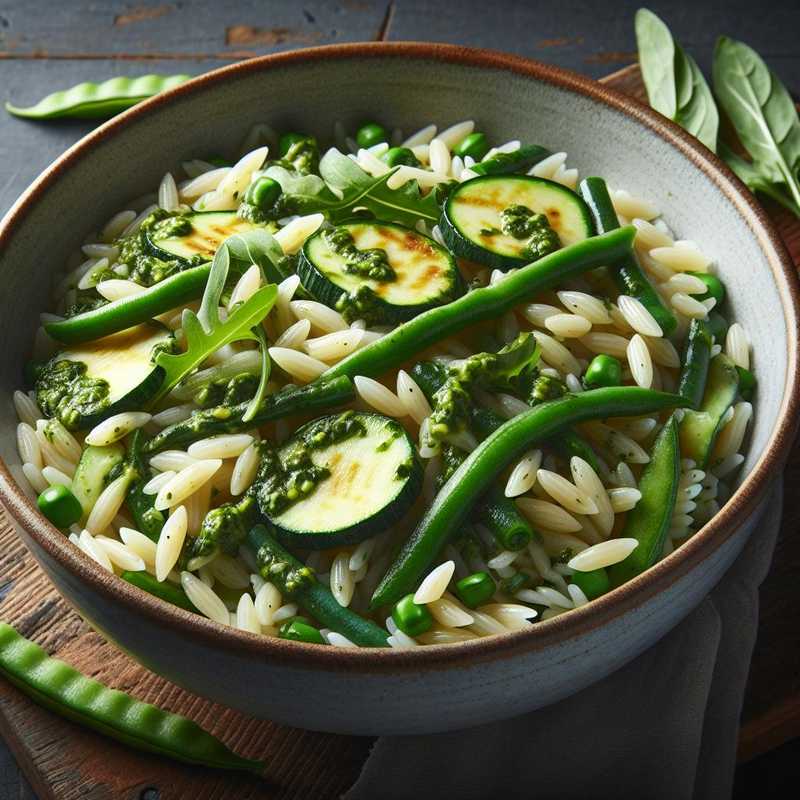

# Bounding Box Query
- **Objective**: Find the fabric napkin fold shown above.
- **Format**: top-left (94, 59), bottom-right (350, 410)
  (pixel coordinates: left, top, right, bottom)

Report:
top-left (346, 483), bottom-right (782, 800)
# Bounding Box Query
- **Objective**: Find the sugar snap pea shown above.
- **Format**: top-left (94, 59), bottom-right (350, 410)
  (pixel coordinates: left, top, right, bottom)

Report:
top-left (579, 177), bottom-right (677, 335)
top-left (0, 622), bottom-right (262, 772)
top-left (6, 74), bottom-right (191, 120)
top-left (246, 525), bottom-right (389, 647)
top-left (45, 264), bottom-right (211, 345)
top-left (324, 227), bottom-right (637, 381)
top-left (371, 387), bottom-right (689, 608)
top-left (608, 415), bottom-right (680, 587)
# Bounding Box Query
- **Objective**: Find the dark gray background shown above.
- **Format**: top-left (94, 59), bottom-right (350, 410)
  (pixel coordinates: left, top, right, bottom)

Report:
top-left (1, 1), bottom-right (798, 797)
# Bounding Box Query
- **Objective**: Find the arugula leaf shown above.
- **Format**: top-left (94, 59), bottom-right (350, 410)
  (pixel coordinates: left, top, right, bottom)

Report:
top-left (262, 164), bottom-right (341, 212)
top-left (153, 233), bottom-right (279, 403)
top-left (318, 148), bottom-right (442, 225)
top-left (713, 36), bottom-right (800, 213)
top-left (243, 325), bottom-right (271, 423)
top-left (635, 8), bottom-right (677, 119)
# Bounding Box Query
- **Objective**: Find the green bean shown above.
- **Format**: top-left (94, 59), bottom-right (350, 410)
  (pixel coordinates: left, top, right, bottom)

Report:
top-left (454, 132), bottom-right (490, 161)
top-left (548, 428), bottom-right (602, 474)
top-left (391, 595), bottom-right (434, 637)
top-left (142, 376), bottom-right (354, 453)
top-left (470, 144), bottom-right (551, 176)
top-left (678, 319), bottom-right (712, 408)
top-left (246, 525), bottom-right (389, 647)
top-left (570, 567), bottom-right (610, 600)
top-left (45, 264), bottom-right (211, 345)
top-left (371, 387), bottom-right (689, 608)
top-left (477, 486), bottom-right (534, 551)
top-left (324, 227), bottom-right (637, 381)
top-left (121, 570), bottom-right (196, 612)
top-left (6, 74), bottom-right (191, 120)
top-left (579, 177), bottom-right (677, 335)
top-left (608, 415), bottom-right (680, 587)
top-left (0, 622), bottom-right (262, 772)
top-left (455, 571), bottom-right (497, 608)
top-left (125, 430), bottom-right (165, 541)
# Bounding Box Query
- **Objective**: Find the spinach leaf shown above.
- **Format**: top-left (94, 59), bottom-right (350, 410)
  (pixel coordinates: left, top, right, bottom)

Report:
top-left (635, 8), bottom-right (677, 120)
top-left (636, 9), bottom-right (717, 151)
top-left (713, 36), bottom-right (800, 212)
top-left (675, 46), bottom-right (719, 152)
top-left (262, 164), bottom-right (340, 212)
top-left (719, 143), bottom-right (800, 217)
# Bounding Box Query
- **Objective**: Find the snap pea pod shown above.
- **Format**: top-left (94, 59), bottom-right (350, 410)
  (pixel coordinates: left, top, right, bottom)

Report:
top-left (125, 430), bottom-right (165, 541)
top-left (5, 74), bottom-right (192, 120)
top-left (371, 387), bottom-right (689, 608)
top-left (679, 354), bottom-right (739, 468)
top-left (246, 525), bottom-right (389, 647)
top-left (607, 415), bottom-right (681, 587)
top-left (678, 319), bottom-right (713, 408)
top-left (45, 264), bottom-right (211, 345)
top-left (142, 376), bottom-right (354, 453)
top-left (324, 227), bottom-right (636, 381)
top-left (0, 622), bottom-right (262, 773)
top-left (121, 570), bottom-right (196, 612)
top-left (470, 144), bottom-right (551, 176)
top-left (579, 177), bottom-right (677, 336)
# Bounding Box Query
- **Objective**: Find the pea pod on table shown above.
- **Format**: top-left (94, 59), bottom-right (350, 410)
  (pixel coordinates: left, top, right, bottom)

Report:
top-left (0, 622), bottom-right (262, 773)
top-left (6, 74), bottom-right (192, 120)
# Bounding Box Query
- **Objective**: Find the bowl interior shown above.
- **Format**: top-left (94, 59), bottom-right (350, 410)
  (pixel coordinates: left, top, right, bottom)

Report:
top-left (0, 46), bottom-right (795, 641)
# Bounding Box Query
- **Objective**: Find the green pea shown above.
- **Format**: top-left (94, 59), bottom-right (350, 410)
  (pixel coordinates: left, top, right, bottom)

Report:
top-left (355, 122), bottom-right (388, 149)
top-left (279, 619), bottom-right (325, 644)
top-left (455, 571), bottom-right (496, 608)
top-left (278, 132), bottom-right (307, 157)
top-left (206, 155), bottom-right (230, 168)
top-left (391, 594), bottom-right (433, 637)
top-left (382, 146), bottom-right (420, 168)
top-left (583, 354), bottom-right (622, 389)
top-left (244, 176), bottom-right (282, 211)
top-left (37, 484), bottom-right (83, 528)
top-left (570, 568), bottom-right (610, 600)
top-left (706, 311), bottom-right (729, 343)
top-left (737, 366), bottom-right (756, 399)
top-left (454, 132), bottom-right (490, 161)
top-left (688, 272), bottom-right (726, 304)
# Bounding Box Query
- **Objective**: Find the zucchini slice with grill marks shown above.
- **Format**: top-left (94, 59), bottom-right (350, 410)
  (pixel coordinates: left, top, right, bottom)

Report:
top-left (263, 411), bottom-right (422, 548)
top-left (440, 175), bottom-right (594, 269)
top-left (34, 323), bottom-right (174, 430)
top-left (145, 212), bottom-right (267, 264)
top-left (298, 221), bottom-right (464, 324)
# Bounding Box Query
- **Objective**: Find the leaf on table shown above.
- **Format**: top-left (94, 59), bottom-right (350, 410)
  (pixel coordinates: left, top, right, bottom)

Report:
top-left (713, 36), bottom-right (800, 212)
top-left (675, 46), bottom-right (719, 152)
top-left (635, 8), bottom-right (677, 120)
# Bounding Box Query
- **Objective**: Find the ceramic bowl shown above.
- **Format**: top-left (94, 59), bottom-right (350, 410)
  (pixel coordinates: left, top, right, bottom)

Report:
top-left (1, 43), bottom-right (797, 735)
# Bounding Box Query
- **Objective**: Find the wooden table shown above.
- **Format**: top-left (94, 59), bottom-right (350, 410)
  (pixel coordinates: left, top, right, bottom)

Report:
top-left (2, 2), bottom-right (799, 797)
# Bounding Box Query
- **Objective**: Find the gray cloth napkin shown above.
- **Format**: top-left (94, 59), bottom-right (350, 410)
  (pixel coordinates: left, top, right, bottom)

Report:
top-left (346, 482), bottom-right (782, 800)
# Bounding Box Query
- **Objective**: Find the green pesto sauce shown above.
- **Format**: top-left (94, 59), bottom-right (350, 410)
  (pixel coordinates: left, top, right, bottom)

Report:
top-left (34, 358), bottom-right (111, 430)
top-left (256, 411), bottom-right (368, 517)
top-left (256, 545), bottom-right (315, 595)
top-left (190, 495), bottom-right (257, 558)
top-left (334, 284), bottom-right (384, 325)
top-left (497, 203), bottom-right (561, 261)
top-left (280, 137), bottom-right (320, 176)
top-left (192, 372), bottom-right (259, 408)
top-left (117, 209), bottom-right (197, 286)
top-left (324, 227), bottom-right (396, 282)
top-left (64, 294), bottom-right (108, 318)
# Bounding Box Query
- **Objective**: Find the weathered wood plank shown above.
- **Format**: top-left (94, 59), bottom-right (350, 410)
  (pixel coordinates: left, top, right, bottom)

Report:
top-left (387, 0), bottom-right (800, 92)
top-left (0, 1), bottom-right (388, 58)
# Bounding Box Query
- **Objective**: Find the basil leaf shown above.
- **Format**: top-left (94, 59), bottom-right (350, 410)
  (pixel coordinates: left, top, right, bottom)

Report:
top-left (713, 36), bottom-right (800, 212)
top-left (635, 8), bottom-right (677, 119)
top-left (675, 46), bottom-right (718, 152)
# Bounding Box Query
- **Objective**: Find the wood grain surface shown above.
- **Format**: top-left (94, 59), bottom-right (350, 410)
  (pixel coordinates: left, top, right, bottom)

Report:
top-left (0, 37), bottom-right (799, 800)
